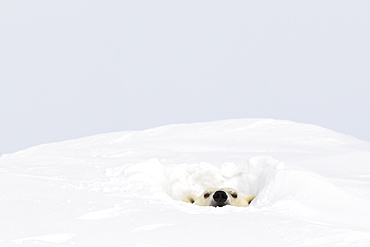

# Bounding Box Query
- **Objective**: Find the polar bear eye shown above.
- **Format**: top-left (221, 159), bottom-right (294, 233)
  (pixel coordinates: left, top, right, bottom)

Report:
top-left (204, 193), bottom-right (210, 199)
top-left (231, 193), bottom-right (238, 198)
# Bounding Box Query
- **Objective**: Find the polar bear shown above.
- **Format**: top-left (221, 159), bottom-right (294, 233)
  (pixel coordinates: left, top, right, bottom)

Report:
top-left (183, 187), bottom-right (255, 207)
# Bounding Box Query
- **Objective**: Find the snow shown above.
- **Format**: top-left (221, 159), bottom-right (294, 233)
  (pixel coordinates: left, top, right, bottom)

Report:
top-left (1, 119), bottom-right (370, 246)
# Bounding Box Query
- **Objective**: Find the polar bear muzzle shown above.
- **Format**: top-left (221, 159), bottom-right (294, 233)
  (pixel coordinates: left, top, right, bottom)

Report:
top-left (212, 190), bottom-right (229, 207)
top-left (183, 187), bottom-right (255, 207)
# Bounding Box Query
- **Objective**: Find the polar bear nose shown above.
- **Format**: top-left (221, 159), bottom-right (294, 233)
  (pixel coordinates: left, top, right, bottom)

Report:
top-left (213, 191), bottom-right (228, 204)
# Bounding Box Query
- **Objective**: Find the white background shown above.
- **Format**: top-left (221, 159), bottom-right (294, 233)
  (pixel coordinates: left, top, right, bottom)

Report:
top-left (1, 0), bottom-right (369, 153)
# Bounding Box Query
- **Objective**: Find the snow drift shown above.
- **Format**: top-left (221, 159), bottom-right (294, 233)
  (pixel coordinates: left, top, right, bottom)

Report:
top-left (1, 119), bottom-right (370, 246)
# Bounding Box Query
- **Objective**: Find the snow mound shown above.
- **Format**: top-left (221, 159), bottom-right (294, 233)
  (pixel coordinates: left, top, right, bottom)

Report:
top-left (2, 119), bottom-right (370, 246)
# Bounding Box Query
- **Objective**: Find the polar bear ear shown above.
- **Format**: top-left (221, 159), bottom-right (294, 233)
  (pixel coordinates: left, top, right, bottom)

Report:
top-left (245, 195), bottom-right (256, 205)
top-left (183, 194), bottom-right (197, 204)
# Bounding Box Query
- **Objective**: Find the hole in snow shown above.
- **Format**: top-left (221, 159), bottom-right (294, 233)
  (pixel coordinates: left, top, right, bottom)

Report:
top-left (99, 156), bottom-right (370, 229)
top-left (103, 156), bottom-right (281, 205)
top-left (102, 155), bottom-right (365, 216)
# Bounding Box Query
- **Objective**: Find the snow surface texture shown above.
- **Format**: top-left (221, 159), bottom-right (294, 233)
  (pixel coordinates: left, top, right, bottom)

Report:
top-left (1, 119), bottom-right (370, 246)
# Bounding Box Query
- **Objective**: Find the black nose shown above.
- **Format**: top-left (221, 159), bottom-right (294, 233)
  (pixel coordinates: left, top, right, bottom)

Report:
top-left (213, 191), bottom-right (228, 203)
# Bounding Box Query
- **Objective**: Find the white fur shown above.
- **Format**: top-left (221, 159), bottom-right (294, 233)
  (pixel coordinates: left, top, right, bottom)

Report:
top-left (183, 187), bottom-right (255, 207)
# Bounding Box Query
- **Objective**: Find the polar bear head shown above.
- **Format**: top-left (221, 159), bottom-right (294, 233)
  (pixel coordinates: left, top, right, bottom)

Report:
top-left (184, 187), bottom-right (255, 207)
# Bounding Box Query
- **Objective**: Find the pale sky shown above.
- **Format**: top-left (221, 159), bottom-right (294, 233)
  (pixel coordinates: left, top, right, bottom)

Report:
top-left (1, 1), bottom-right (370, 154)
